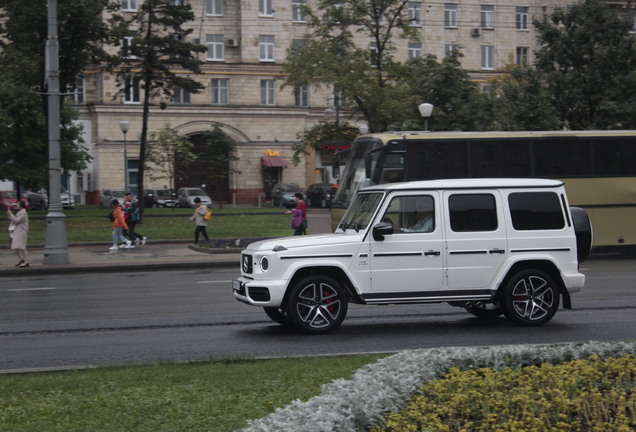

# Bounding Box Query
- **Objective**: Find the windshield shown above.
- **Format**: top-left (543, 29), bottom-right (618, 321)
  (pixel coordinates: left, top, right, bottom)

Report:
top-left (2, 191), bottom-right (17, 199)
top-left (332, 139), bottom-right (383, 205)
top-left (112, 190), bottom-right (126, 198)
top-left (281, 184), bottom-right (301, 192)
top-left (156, 189), bottom-right (173, 198)
top-left (188, 189), bottom-right (206, 196)
top-left (337, 192), bottom-right (384, 232)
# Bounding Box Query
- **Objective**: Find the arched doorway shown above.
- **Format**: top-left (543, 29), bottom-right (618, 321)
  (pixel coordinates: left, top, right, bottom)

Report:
top-left (175, 133), bottom-right (231, 204)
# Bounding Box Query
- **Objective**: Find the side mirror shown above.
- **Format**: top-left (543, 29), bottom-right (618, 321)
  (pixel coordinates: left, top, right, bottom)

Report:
top-left (372, 222), bottom-right (394, 241)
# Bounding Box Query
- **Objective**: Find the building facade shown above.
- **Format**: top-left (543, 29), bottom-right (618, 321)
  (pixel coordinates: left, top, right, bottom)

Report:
top-left (72, 0), bottom-right (572, 205)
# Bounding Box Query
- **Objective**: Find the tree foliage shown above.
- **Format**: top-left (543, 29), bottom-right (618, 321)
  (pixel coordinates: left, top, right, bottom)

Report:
top-left (146, 124), bottom-right (196, 190)
top-left (534, 0), bottom-right (636, 129)
top-left (113, 0), bottom-right (205, 216)
top-left (195, 126), bottom-right (238, 206)
top-left (284, 0), bottom-right (416, 132)
top-left (292, 120), bottom-right (359, 165)
top-left (0, 0), bottom-right (116, 189)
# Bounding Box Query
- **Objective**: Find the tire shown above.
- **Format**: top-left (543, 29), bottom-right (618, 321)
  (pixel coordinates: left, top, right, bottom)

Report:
top-left (570, 207), bottom-right (592, 263)
top-left (501, 269), bottom-right (559, 326)
top-left (287, 275), bottom-right (348, 334)
top-left (264, 307), bottom-right (291, 326)
top-left (464, 301), bottom-right (503, 319)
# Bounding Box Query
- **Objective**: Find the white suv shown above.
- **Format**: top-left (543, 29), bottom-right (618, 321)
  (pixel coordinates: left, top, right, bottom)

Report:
top-left (233, 179), bottom-right (592, 334)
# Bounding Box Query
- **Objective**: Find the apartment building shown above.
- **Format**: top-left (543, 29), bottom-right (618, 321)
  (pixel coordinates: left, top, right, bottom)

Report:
top-left (72, 0), bottom-right (571, 205)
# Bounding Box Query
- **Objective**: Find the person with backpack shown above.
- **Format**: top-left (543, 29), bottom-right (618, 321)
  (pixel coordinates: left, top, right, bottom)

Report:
top-left (123, 192), bottom-right (147, 246)
top-left (109, 199), bottom-right (132, 251)
top-left (188, 197), bottom-right (211, 245)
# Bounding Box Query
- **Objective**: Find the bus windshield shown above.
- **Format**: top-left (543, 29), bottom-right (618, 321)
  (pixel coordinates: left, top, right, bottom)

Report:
top-left (337, 192), bottom-right (384, 232)
top-left (332, 139), bottom-right (382, 206)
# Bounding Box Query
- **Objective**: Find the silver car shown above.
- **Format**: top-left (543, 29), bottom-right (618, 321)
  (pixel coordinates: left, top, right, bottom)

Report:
top-left (100, 189), bottom-right (128, 208)
top-left (176, 187), bottom-right (212, 208)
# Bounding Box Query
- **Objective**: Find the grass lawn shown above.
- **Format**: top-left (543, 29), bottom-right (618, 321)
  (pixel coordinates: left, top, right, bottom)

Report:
top-left (1, 206), bottom-right (296, 246)
top-left (0, 355), bottom-right (385, 432)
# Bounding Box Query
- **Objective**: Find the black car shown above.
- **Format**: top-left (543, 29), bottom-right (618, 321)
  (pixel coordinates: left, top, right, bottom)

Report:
top-left (25, 190), bottom-right (48, 210)
top-left (144, 189), bottom-right (176, 208)
top-left (305, 183), bottom-right (336, 208)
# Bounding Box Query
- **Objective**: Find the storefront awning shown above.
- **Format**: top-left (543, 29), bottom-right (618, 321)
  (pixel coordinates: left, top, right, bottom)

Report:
top-left (261, 156), bottom-right (288, 168)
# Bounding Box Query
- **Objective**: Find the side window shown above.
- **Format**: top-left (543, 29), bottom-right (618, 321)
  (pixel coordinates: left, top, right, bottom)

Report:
top-left (449, 194), bottom-right (497, 232)
top-left (508, 192), bottom-right (565, 230)
top-left (381, 195), bottom-right (435, 233)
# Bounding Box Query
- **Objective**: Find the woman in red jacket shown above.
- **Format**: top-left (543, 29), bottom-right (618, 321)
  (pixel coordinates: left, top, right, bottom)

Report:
top-left (109, 199), bottom-right (132, 251)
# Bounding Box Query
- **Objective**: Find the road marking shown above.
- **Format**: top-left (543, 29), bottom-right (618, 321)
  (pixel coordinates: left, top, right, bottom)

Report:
top-left (197, 280), bottom-right (232, 284)
top-left (7, 287), bottom-right (57, 292)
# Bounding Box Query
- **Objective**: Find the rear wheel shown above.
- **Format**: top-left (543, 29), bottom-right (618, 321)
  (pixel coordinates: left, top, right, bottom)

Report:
top-left (501, 269), bottom-right (559, 326)
top-left (287, 275), bottom-right (348, 334)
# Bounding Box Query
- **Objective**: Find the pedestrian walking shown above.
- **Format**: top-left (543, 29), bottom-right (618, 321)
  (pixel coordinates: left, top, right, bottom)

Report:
top-left (123, 192), bottom-right (146, 246)
top-left (188, 197), bottom-right (211, 245)
top-left (6, 200), bottom-right (30, 267)
top-left (285, 193), bottom-right (307, 235)
top-left (109, 199), bottom-right (132, 251)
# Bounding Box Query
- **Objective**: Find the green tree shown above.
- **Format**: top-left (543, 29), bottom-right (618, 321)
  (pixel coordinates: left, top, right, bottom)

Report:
top-left (195, 126), bottom-right (238, 208)
top-left (399, 51), bottom-right (493, 131)
top-left (284, 0), bottom-right (417, 132)
top-left (0, 0), bottom-right (117, 189)
top-left (114, 0), bottom-right (205, 217)
top-left (534, 0), bottom-right (636, 129)
top-left (146, 124), bottom-right (196, 191)
top-left (489, 64), bottom-right (561, 131)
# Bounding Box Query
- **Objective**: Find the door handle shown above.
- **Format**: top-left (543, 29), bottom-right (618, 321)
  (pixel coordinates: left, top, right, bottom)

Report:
top-left (425, 250), bottom-right (441, 256)
top-left (489, 248), bottom-right (505, 254)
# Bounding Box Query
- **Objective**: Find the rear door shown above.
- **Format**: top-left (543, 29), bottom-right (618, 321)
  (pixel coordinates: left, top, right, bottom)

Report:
top-left (443, 190), bottom-right (508, 292)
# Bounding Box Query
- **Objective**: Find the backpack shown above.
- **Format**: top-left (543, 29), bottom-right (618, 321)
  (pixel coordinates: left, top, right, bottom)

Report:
top-left (108, 210), bottom-right (115, 222)
top-left (204, 208), bottom-right (212, 221)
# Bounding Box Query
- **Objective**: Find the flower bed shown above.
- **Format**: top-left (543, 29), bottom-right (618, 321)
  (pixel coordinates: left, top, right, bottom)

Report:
top-left (241, 341), bottom-right (636, 432)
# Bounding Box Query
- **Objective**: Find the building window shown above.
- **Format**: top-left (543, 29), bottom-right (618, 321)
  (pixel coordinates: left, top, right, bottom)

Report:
top-left (445, 44), bottom-right (459, 57)
top-left (481, 5), bottom-right (494, 29)
top-left (124, 76), bottom-right (141, 104)
top-left (260, 79), bottom-right (276, 105)
top-left (292, 0), bottom-right (307, 22)
top-left (211, 78), bottom-right (229, 104)
top-left (71, 78), bottom-right (85, 104)
top-left (173, 86), bottom-right (191, 104)
top-left (259, 35), bottom-right (275, 62)
top-left (205, 0), bottom-right (223, 15)
top-left (121, 0), bottom-right (137, 11)
top-left (122, 35), bottom-right (137, 59)
top-left (408, 2), bottom-right (421, 26)
top-left (295, 85), bottom-right (309, 107)
top-left (481, 45), bottom-right (495, 70)
top-left (259, 0), bottom-right (274, 16)
top-left (206, 34), bottom-right (224, 61)
top-left (444, 4), bottom-right (458, 28)
top-left (516, 47), bottom-right (529, 65)
top-left (516, 6), bottom-right (529, 30)
top-left (408, 42), bottom-right (422, 59)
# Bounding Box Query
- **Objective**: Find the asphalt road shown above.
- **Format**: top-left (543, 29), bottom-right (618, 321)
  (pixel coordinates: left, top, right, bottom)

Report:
top-left (0, 256), bottom-right (635, 373)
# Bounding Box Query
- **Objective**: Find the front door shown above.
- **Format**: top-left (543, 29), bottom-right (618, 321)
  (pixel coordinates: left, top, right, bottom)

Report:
top-left (367, 193), bottom-right (445, 298)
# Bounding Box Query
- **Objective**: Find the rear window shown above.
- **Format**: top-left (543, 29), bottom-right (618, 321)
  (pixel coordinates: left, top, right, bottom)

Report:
top-left (508, 192), bottom-right (565, 230)
top-left (449, 194), bottom-right (498, 232)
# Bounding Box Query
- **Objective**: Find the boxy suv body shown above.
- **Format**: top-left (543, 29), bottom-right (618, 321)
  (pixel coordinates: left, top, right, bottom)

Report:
top-left (233, 179), bottom-right (591, 334)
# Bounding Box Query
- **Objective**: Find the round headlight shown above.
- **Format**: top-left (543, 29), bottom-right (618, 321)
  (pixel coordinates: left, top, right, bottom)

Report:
top-left (259, 256), bottom-right (269, 272)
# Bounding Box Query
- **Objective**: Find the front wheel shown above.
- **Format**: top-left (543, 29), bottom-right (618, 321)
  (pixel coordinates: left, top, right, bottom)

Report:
top-left (287, 275), bottom-right (348, 334)
top-left (501, 269), bottom-right (559, 326)
top-left (264, 307), bottom-right (291, 327)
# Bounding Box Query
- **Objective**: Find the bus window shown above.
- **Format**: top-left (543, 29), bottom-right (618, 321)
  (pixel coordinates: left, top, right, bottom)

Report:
top-left (592, 139), bottom-right (636, 176)
top-left (534, 138), bottom-right (592, 177)
top-left (405, 141), bottom-right (469, 180)
top-left (470, 140), bottom-right (532, 177)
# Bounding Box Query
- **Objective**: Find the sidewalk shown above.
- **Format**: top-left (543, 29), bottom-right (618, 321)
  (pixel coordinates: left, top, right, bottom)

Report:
top-left (0, 208), bottom-right (334, 276)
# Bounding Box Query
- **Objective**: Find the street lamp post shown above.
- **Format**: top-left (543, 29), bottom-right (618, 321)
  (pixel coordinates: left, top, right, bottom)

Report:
top-left (120, 121), bottom-right (130, 192)
top-left (418, 103), bottom-right (434, 132)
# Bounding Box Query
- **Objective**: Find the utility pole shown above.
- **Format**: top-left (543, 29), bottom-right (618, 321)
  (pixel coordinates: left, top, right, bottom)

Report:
top-left (43, 0), bottom-right (69, 265)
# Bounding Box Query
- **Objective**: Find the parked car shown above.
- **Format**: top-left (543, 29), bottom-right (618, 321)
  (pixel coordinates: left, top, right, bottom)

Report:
top-left (233, 178), bottom-right (592, 334)
top-left (100, 189), bottom-right (128, 208)
top-left (25, 190), bottom-right (47, 210)
top-left (0, 190), bottom-right (30, 211)
top-left (144, 189), bottom-right (176, 208)
top-left (271, 183), bottom-right (303, 208)
top-left (176, 187), bottom-right (212, 208)
top-left (305, 183), bottom-right (336, 208)
top-left (61, 188), bottom-right (75, 210)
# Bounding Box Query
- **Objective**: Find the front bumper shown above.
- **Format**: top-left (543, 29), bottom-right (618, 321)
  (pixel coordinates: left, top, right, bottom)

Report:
top-left (232, 277), bottom-right (287, 307)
